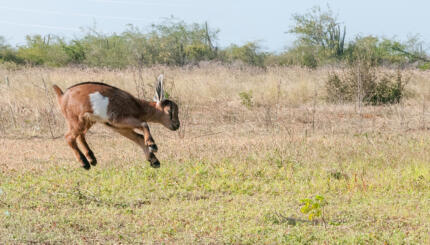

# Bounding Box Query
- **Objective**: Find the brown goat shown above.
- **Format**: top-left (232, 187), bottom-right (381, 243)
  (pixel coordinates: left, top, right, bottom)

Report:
top-left (53, 75), bottom-right (179, 169)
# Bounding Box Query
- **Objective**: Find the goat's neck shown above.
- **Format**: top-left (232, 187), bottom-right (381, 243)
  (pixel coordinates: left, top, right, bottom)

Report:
top-left (138, 99), bottom-right (162, 122)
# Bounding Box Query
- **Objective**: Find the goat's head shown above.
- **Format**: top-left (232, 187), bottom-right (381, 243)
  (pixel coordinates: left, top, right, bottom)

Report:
top-left (153, 75), bottom-right (180, 131)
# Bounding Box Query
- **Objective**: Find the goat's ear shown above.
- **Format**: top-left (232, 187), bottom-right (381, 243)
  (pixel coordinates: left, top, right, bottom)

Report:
top-left (154, 74), bottom-right (164, 102)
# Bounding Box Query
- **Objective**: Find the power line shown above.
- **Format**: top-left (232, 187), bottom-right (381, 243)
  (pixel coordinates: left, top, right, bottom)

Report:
top-left (88, 0), bottom-right (192, 7)
top-left (0, 20), bottom-right (80, 31)
top-left (0, 6), bottom-right (152, 22)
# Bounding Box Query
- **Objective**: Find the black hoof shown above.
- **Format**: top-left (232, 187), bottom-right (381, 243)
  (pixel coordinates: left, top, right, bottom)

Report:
top-left (90, 158), bottom-right (97, 166)
top-left (88, 152), bottom-right (97, 166)
top-left (149, 144), bottom-right (158, 153)
top-left (150, 159), bottom-right (160, 168)
top-left (80, 153), bottom-right (91, 170)
top-left (82, 163), bottom-right (91, 170)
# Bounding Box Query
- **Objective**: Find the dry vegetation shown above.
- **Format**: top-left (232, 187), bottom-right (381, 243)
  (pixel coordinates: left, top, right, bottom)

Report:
top-left (1, 64), bottom-right (430, 243)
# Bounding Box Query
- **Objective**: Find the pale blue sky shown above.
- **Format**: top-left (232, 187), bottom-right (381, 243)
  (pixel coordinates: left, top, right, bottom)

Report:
top-left (0, 0), bottom-right (429, 52)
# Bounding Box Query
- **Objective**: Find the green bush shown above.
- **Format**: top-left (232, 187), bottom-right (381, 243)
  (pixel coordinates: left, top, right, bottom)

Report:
top-left (418, 62), bottom-right (430, 71)
top-left (326, 67), bottom-right (408, 105)
top-left (301, 49), bottom-right (318, 68)
top-left (140, 19), bottom-right (217, 66)
top-left (367, 71), bottom-right (407, 104)
top-left (222, 42), bottom-right (266, 67)
top-left (326, 72), bottom-right (352, 102)
top-left (185, 43), bottom-right (214, 64)
top-left (62, 40), bottom-right (86, 64)
top-left (344, 36), bottom-right (408, 66)
top-left (17, 35), bottom-right (69, 66)
top-left (327, 34), bottom-right (410, 105)
top-left (74, 18), bottom-right (217, 68)
top-left (0, 37), bottom-right (22, 64)
top-left (265, 46), bottom-right (319, 68)
top-left (239, 90), bottom-right (253, 108)
top-left (78, 31), bottom-right (131, 68)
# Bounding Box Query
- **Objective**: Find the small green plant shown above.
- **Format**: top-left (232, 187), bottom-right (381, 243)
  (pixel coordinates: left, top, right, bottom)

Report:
top-left (239, 90), bottom-right (253, 109)
top-left (418, 62), bottom-right (430, 71)
top-left (300, 195), bottom-right (327, 225)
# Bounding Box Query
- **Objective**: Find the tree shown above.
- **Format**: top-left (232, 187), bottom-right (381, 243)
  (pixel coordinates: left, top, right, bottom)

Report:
top-left (289, 6), bottom-right (346, 58)
top-left (149, 17), bottom-right (219, 65)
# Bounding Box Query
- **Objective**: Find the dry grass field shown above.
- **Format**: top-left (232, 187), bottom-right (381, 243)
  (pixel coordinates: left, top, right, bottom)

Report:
top-left (1, 64), bottom-right (430, 244)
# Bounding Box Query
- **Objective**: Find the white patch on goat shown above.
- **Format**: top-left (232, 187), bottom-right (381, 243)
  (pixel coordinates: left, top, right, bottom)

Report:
top-left (89, 92), bottom-right (109, 120)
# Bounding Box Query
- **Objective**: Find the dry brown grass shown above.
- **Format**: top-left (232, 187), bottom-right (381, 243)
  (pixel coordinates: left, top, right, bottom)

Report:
top-left (1, 64), bottom-right (430, 138)
top-left (1, 65), bottom-right (430, 243)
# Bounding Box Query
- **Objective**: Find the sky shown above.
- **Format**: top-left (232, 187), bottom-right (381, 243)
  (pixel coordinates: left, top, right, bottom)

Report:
top-left (0, 0), bottom-right (429, 52)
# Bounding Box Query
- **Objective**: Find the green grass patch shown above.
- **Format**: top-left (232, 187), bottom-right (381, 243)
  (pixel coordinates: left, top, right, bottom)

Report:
top-left (1, 149), bottom-right (430, 243)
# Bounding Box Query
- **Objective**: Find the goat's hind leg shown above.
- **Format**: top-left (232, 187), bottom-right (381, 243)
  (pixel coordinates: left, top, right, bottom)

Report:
top-left (78, 134), bottom-right (97, 166)
top-left (65, 115), bottom-right (94, 170)
top-left (65, 130), bottom-right (91, 170)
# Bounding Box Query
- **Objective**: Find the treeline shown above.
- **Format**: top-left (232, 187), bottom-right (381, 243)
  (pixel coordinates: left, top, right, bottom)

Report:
top-left (0, 18), bottom-right (266, 68)
top-left (0, 8), bottom-right (429, 69)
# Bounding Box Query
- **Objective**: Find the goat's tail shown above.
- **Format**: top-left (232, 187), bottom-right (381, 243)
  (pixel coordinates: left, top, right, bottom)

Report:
top-left (52, 84), bottom-right (64, 105)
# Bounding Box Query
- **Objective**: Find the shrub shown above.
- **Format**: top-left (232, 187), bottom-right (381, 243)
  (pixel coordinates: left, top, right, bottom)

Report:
top-left (326, 67), bottom-right (409, 105)
top-left (344, 36), bottom-right (407, 66)
top-left (0, 37), bottom-right (22, 64)
top-left (418, 62), bottom-right (430, 71)
top-left (79, 31), bottom-right (130, 68)
top-left (301, 49), bottom-right (318, 69)
top-left (185, 43), bottom-right (214, 64)
top-left (62, 40), bottom-right (86, 64)
top-left (267, 45), bottom-right (320, 68)
top-left (326, 72), bottom-right (352, 102)
top-left (222, 42), bottom-right (266, 67)
top-left (367, 71), bottom-right (407, 104)
top-left (17, 35), bottom-right (69, 66)
top-left (239, 90), bottom-right (253, 108)
top-left (327, 34), bottom-right (410, 105)
top-left (145, 19), bottom-right (218, 66)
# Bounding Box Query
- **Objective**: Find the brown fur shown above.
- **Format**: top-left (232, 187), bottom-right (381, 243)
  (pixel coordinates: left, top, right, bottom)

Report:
top-left (53, 81), bottom-right (180, 169)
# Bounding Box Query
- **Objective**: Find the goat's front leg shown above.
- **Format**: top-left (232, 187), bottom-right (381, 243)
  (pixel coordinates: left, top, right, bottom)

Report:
top-left (113, 128), bottom-right (160, 168)
top-left (141, 122), bottom-right (157, 153)
top-left (113, 118), bottom-right (157, 152)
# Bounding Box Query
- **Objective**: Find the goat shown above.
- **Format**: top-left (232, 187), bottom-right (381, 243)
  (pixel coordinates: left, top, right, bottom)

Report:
top-left (52, 75), bottom-right (179, 169)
